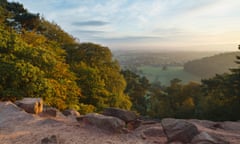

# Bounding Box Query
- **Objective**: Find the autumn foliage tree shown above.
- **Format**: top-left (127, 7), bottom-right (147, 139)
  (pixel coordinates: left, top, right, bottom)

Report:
top-left (65, 43), bottom-right (132, 111)
top-left (0, 24), bottom-right (81, 110)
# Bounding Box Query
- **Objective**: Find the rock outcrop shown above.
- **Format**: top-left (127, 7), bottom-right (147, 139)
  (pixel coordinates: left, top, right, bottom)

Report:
top-left (62, 109), bottom-right (80, 117)
top-left (1, 100), bottom-right (240, 144)
top-left (102, 107), bottom-right (138, 123)
top-left (191, 131), bottom-right (229, 144)
top-left (221, 121), bottom-right (240, 131)
top-left (80, 113), bottom-right (125, 133)
top-left (15, 98), bottom-right (43, 114)
top-left (142, 126), bottom-right (166, 137)
top-left (40, 107), bottom-right (64, 118)
top-left (41, 135), bottom-right (58, 144)
top-left (162, 118), bottom-right (199, 143)
top-left (0, 101), bottom-right (34, 125)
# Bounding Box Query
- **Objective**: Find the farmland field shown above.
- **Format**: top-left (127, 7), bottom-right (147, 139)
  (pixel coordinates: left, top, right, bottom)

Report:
top-left (138, 66), bottom-right (201, 85)
top-left (113, 50), bottom-right (221, 85)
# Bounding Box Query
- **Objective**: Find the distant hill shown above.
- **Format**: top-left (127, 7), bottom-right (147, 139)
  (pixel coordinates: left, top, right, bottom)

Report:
top-left (184, 52), bottom-right (240, 78)
top-left (113, 50), bottom-right (219, 69)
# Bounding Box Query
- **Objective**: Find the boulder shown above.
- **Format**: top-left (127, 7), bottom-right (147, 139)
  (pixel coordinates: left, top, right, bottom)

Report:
top-left (41, 135), bottom-right (58, 144)
top-left (102, 107), bottom-right (138, 122)
top-left (62, 109), bottom-right (80, 117)
top-left (127, 119), bottom-right (142, 130)
top-left (189, 119), bottom-right (223, 130)
top-left (81, 113), bottom-right (125, 133)
top-left (161, 118), bottom-right (199, 143)
top-left (40, 107), bottom-right (63, 117)
top-left (142, 126), bottom-right (166, 137)
top-left (15, 98), bottom-right (43, 114)
top-left (45, 107), bottom-right (59, 117)
top-left (191, 132), bottom-right (229, 144)
top-left (221, 121), bottom-right (240, 131)
top-left (39, 107), bottom-right (65, 118)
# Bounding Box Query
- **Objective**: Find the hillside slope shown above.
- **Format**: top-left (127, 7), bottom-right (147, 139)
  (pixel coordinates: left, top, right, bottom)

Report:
top-left (184, 52), bottom-right (240, 78)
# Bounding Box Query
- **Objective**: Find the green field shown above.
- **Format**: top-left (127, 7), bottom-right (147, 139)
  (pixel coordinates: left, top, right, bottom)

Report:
top-left (138, 66), bottom-right (201, 85)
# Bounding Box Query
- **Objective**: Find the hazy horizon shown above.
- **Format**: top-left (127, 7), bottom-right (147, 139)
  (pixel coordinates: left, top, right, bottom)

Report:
top-left (9, 0), bottom-right (240, 51)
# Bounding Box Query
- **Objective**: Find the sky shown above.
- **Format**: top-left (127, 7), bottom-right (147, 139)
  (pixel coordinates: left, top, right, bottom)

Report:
top-left (9, 0), bottom-right (240, 51)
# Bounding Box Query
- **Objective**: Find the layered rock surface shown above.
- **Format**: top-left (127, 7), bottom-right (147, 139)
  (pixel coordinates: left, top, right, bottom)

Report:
top-left (0, 101), bottom-right (240, 144)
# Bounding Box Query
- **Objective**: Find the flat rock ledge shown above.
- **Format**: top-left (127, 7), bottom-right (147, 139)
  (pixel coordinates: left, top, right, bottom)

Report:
top-left (0, 101), bottom-right (240, 144)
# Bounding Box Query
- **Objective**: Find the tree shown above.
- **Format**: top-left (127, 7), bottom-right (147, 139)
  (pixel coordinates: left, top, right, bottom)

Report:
top-left (122, 70), bottom-right (150, 115)
top-left (66, 43), bottom-right (132, 111)
top-left (0, 25), bottom-right (81, 110)
top-left (72, 62), bottom-right (109, 110)
top-left (14, 12), bottom-right (40, 30)
top-left (147, 78), bottom-right (201, 119)
top-left (38, 20), bottom-right (76, 46)
top-left (200, 45), bottom-right (240, 120)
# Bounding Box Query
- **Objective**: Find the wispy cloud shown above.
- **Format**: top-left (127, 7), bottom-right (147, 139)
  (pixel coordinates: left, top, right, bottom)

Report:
top-left (73, 30), bottom-right (105, 34)
top-left (72, 20), bottom-right (109, 27)
top-left (100, 35), bottom-right (164, 42)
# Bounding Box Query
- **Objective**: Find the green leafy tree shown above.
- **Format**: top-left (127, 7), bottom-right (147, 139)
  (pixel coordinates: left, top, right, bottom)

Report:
top-left (147, 79), bottom-right (201, 119)
top-left (0, 25), bottom-right (81, 110)
top-left (200, 45), bottom-right (240, 120)
top-left (72, 62), bottom-right (109, 110)
top-left (66, 43), bottom-right (132, 110)
top-left (38, 20), bottom-right (76, 46)
top-left (121, 70), bottom-right (150, 115)
top-left (147, 83), bottom-right (171, 118)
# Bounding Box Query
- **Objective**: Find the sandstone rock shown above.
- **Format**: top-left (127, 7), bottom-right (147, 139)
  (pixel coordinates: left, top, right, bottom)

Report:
top-left (36, 118), bottom-right (63, 127)
top-left (102, 107), bottom-right (138, 122)
top-left (142, 126), bottom-right (165, 137)
top-left (82, 113), bottom-right (125, 133)
top-left (40, 107), bottom-right (64, 117)
top-left (127, 119), bottom-right (142, 130)
top-left (0, 101), bottom-right (23, 115)
top-left (189, 119), bottom-right (223, 130)
top-left (0, 101), bottom-right (34, 124)
top-left (41, 135), bottom-right (58, 144)
top-left (161, 118), bottom-right (199, 143)
top-left (0, 101), bottom-right (35, 134)
top-left (221, 121), bottom-right (240, 131)
top-left (15, 98), bottom-right (43, 114)
top-left (76, 116), bottom-right (84, 121)
top-left (62, 109), bottom-right (80, 117)
top-left (191, 132), bottom-right (229, 144)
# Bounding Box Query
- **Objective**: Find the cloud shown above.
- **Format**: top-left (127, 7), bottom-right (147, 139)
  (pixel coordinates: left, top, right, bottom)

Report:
top-left (72, 20), bottom-right (109, 26)
top-left (73, 30), bottom-right (105, 34)
top-left (98, 35), bottom-right (165, 43)
top-left (153, 28), bottom-right (184, 35)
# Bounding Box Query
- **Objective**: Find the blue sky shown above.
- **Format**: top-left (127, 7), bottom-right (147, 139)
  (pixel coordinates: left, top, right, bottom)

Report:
top-left (9, 0), bottom-right (240, 51)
